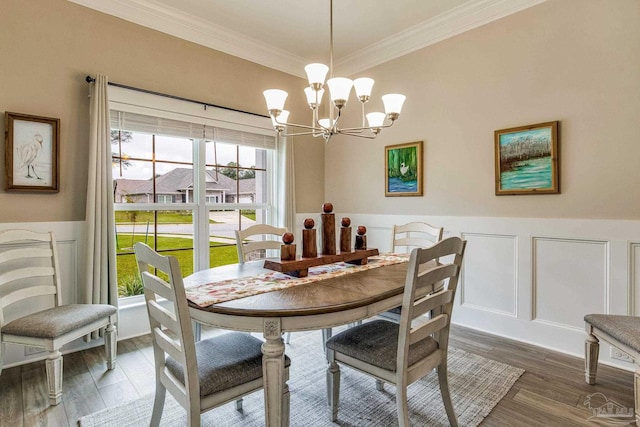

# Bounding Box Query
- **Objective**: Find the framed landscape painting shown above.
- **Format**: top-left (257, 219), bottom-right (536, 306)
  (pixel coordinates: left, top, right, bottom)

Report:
top-left (4, 112), bottom-right (60, 192)
top-left (385, 141), bottom-right (423, 197)
top-left (494, 121), bottom-right (559, 195)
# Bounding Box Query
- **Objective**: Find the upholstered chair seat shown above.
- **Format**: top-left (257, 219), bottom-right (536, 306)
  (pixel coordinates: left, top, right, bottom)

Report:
top-left (166, 332), bottom-right (291, 397)
top-left (2, 304), bottom-right (116, 338)
top-left (326, 320), bottom-right (438, 371)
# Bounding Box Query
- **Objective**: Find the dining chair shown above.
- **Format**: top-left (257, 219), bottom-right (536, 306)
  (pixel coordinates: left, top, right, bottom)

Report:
top-left (379, 221), bottom-right (445, 324)
top-left (325, 236), bottom-right (466, 427)
top-left (235, 223), bottom-right (303, 344)
top-left (584, 314), bottom-right (640, 424)
top-left (235, 223), bottom-right (287, 263)
top-left (0, 229), bottom-right (117, 405)
top-left (134, 242), bottom-right (290, 427)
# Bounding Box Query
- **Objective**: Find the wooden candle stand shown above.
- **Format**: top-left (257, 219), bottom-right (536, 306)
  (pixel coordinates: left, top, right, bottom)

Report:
top-left (264, 248), bottom-right (380, 277)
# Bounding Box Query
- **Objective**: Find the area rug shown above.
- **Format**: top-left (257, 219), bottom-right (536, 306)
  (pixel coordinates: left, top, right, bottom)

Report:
top-left (79, 329), bottom-right (523, 427)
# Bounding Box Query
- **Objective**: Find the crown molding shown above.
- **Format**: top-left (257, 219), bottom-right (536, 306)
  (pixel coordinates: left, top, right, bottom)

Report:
top-left (68, 0), bottom-right (546, 78)
top-left (336, 0), bottom-right (548, 76)
top-left (67, 0), bottom-right (309, 78)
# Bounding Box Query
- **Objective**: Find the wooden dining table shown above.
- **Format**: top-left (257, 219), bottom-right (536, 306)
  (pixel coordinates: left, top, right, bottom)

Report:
top-left (184, 257), bottom-right (413, 427)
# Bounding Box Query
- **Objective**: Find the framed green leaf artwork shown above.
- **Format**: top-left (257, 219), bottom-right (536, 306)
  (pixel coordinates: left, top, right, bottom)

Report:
top-left (385, 141), bottom-right (423, 197)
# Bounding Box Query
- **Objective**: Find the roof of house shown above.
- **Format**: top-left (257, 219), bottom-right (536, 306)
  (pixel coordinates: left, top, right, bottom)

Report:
top-left (114, 168), bottom-right (255, 197)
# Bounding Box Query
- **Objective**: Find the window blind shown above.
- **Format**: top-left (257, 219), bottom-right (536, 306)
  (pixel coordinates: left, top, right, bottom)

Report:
top-left (110, 110), bottom-right (276, 150)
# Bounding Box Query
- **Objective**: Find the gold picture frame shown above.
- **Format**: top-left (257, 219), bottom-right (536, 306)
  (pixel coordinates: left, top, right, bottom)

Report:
top-left (5, 112), bottom-right (60, 192)
top-left (494, 121), bottom-right (559, 195)
top-left (385, 141), bottom-right (423, 197)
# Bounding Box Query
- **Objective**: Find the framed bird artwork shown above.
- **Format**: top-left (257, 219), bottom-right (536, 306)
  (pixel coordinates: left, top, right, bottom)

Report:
top-left (385, 141), bottom-right (423, 197)
top-left (4, 112), bottom-right (59, 192)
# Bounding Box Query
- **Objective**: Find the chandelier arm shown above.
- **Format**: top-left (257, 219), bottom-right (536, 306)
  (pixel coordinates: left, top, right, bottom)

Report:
top-left (279, 129), bottom-right (327, 137)
top-left (337, 121), bottom-right (395, 133)
top-left (337, 131), bottom-right (377, 140)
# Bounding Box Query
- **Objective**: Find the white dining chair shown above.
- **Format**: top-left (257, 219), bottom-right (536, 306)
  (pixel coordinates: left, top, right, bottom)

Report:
top-left (0, 229), bottom-right (117, 405)
top-left (326, 237), bottom-right (466, 427)
top-left (378, 222), bottom-right (444, 323)
top-left (134, 242), bottom-right (290, 426)
top-left (235, 223), bottom-right (287, 263)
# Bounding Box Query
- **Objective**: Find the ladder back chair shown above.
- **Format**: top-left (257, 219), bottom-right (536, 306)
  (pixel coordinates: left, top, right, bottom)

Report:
top-left (0, 229), bottom-right (117, 405)
top-left (235, 223), bottom-right (287, 263)
top-left (378, 222), bottom-right (444, 324)
top-left (326, 237), bottom-right (466, 427)
top-left (134, 242), bottom-right (290, 427)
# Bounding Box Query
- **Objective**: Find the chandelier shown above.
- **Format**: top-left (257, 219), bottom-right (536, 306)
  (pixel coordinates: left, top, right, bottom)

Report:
top-left (263, 0), bottom-right (406, 142)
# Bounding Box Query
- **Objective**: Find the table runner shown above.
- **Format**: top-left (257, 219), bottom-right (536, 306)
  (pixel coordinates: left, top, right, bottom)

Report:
top-left (185, 253), bottom-right (409, 307)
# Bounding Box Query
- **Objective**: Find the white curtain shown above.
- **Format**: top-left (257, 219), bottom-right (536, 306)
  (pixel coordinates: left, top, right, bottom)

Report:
top-left (277, 135), bottom-right (296, 233)
top-left (85, 75), bottom-right (118, 338)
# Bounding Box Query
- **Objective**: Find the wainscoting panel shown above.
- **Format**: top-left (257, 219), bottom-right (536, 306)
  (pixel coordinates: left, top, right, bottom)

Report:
top-left (632, 242), bottom-right (640, 316)
top-left (532, 237), bottom-right (608, 330)
top-left (460, 233), bottom-right (517, 316)
top-left (298, 214), bottom-right (640, 370)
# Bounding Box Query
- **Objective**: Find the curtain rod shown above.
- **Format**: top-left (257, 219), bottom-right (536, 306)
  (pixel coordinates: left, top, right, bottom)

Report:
top-left (85, 75), bottom-right (268, 119)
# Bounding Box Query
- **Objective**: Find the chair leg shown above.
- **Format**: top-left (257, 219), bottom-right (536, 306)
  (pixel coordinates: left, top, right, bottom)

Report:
top-left (635, 368), bottom-right (640, 426)
top-left (375, 379), bottom-right (384, 391)
top-left (282, 377), bottom-right (291, 427)
top-left (235, 398), bottom-right (243, 411)
top-left (45, 350), bottom-right (63, 405)
top-left (0, 341), bottom-right (4, 377)
top-left (105, 322), bottom-right (117, 370)
top-left (150, 381), bottom-right (167, 427)
top-left (326, 355), bottom-right (340, 421)
top-left (322, 328), bottom-right (332, 362)
top-left (396, 379), bottom-right (410, 427)
top-left (437, 361), bottom-right (459, 427)
top-left (585, 333), bottom-right (599, 384)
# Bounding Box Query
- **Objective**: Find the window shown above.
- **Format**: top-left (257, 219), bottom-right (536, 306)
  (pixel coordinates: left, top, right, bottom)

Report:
top-left (109, 90), bottom-right (276, 299)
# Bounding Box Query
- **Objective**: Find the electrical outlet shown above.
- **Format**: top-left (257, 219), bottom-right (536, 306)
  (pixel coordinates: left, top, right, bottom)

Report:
top-left (611, 348), bottom-right (634, 364)
top-left (24, 346), bottom-right (44, 356)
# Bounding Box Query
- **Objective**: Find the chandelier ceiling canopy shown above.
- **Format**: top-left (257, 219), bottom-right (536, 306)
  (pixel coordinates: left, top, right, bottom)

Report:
top-left (263, 0), bottom-right (406, 142)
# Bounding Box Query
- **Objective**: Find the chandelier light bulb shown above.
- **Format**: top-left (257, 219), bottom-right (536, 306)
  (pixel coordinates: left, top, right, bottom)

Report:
top-left (304, 63), bottom-right (330, 88)
top-left (318, 118), bottom-right (334, 130)
top-left (382, 93), bottom-right (406, 118)
top-left (353, 77), bottom-right (375, 102)
top-left (271, 110), bottom-right (290, 132)
top-left (366, 112), bottom-right (386, 128)
top-left (263, 89), bottom-right (288, 112)
top-left (304, 87), bottom-right (324, 108)
top-left (326, 77), bottom-right (353, 108)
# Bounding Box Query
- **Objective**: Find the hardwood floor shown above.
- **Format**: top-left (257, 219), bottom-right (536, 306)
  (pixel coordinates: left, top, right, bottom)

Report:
top-left (0, 325), bottom-right (634, 426)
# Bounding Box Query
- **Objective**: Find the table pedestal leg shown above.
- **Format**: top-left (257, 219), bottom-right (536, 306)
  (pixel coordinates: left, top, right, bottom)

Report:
top-left (262, 318), bottom-right (288, 427)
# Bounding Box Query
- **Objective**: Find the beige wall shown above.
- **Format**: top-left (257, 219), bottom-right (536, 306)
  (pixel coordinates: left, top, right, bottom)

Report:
top-left (325, 0), bottom-right (640, 219)
top-left (2, 0), bottom-right (638, 223)
top-left (0, 0), bottom-right (323, 222)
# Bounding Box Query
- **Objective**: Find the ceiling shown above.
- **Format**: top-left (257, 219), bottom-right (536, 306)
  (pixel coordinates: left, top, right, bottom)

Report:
top-left (69, 0), bottom-right (545, 77)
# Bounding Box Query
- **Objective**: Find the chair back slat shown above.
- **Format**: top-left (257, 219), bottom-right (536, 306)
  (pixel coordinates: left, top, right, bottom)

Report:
top-left (391, 222), bottom-right (444, 253)
top-left (235, 224), bottom-right (287, 263)
top-left (1, 285), bottom-right (57, 310)
top-left (0, 267), bottom-right (55, 288)
top-left (0, 247), bottom-right (53, 264)
top-left (397, 237), bottom-right (466, 373)
top-left (134, 242), bottom-right (198, 404)
top-left (153, 326), bottom-right (184, 362)
top-left (147, 298), bottom-right (180, 335)
top-left (412, 289), bottom-right (454, 318)
top-left (141, 271), bottom-right (178, 303)
top-left (0, 230), bottom-right (62, 320)
top-left (409, 313), bottom-right (449, 345)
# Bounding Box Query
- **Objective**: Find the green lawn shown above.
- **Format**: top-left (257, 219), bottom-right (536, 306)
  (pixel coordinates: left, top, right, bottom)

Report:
top-left (116, 234), bottom-right (239, 297)
top-left (116, 210), bottom-right (255, 225)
